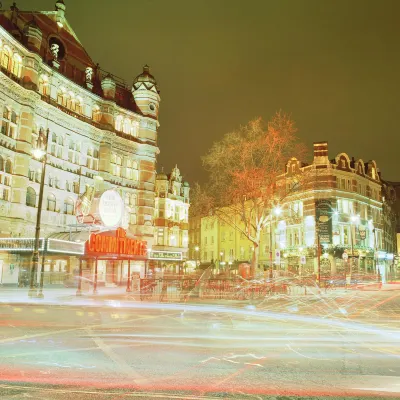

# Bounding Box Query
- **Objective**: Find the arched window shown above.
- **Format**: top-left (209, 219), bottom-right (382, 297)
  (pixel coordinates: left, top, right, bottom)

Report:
top-left (92, 105), bottom-right (100, 122)
top-left (5, 159), bottom-right (12, 174)
top-left (66, 91), bottom-right (74, 110)
top-left (38, 75), bottom-right (49, 96)
top-left (57, 87), bottom-right (67, 107)
top-left (64, 197), bottom-right (74, 215)
top-left (76, 96), bottom-right (84, 114)
top-left (11, 53), bottom-right (22, 77)
top-left (1, 106), bottom-right (18, 138)
top-left (1, 46), bottom-right (11, 70)
top-left (115, 115), bottom-right (123, 131)
top-left (0, 155), bottom-right (3, 171)
top-left (26, 187), bottom-right (36, 207)
top-left (123, 118), bottom-right (131, 134)
top-left (47, 193), bottom-right (56, 212)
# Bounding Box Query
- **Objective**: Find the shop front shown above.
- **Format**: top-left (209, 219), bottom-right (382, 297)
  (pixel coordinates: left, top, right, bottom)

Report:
top-left (0, 236), bottom-right (84, 286)
top-left (148, 250), bottom-right (184, 276)
top-left (80, 227), bottom-right (148, 293)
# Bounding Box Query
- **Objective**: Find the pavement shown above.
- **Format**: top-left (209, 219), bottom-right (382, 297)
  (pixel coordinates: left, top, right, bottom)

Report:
top-left (0, 290), bottom-right (400, 399)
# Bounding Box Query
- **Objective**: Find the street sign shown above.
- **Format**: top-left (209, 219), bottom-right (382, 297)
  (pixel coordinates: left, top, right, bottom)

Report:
top-left (342, 252), bottom-right (348, 261)
top-left (300, 255), bottom-right (306, 265)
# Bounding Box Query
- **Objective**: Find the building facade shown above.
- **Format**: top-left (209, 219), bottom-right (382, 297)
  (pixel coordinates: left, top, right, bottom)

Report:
top-left (191, 142), bottom-right (398, 282)
top-left (0, 2), bottom-right (161, 286)
top-left (153, 166), bottom-right (190, 274)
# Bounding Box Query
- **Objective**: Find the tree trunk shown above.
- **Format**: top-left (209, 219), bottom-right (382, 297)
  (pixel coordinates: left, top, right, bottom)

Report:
top-left (250, 245), bottom-right (259, 279)
top-left (250, 229), bottom-right (261, 279)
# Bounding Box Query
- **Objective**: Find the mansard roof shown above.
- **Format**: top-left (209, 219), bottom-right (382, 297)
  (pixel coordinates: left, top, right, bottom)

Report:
top-left (0, 4), bottom-right (141, 113)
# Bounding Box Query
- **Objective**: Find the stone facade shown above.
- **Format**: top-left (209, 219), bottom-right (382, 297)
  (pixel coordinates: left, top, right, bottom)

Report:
top-left (190, 142), bottom-right (398, 281)
top-left (153, 166), bottom-right (190, 273)
top-left (0, 2), bottom-right (160, 285)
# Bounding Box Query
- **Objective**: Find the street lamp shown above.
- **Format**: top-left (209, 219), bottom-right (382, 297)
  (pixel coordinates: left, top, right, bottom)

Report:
top-left (269, 205), bottom-right (282, 274)
top-left (349, 214), bottom-right (360, 280)
top-left (29, 128), bottom-right (50, 298)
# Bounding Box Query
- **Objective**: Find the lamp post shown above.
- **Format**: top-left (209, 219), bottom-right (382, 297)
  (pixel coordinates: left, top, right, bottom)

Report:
top-left (29, 128), bottom-right (50, 298)
top-left (270, 206), bottom-right (281, 274)
top-left (349, 215), bottom-right (359, 282)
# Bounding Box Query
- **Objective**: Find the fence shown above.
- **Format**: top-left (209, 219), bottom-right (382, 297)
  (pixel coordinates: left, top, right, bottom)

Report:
top-left (137, 277), bottom-right (291, 302)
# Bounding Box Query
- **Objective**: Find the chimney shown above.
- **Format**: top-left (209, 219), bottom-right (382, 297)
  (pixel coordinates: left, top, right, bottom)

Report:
top-left (313, 141), bottom-right (329, 165)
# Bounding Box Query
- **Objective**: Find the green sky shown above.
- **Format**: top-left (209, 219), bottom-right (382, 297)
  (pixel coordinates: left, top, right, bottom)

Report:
top-left (11, 0), bottom-right (400, 183)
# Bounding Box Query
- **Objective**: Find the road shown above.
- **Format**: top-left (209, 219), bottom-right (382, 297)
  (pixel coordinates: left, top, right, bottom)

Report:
top-left (0, 289), bottom-right (399, 399)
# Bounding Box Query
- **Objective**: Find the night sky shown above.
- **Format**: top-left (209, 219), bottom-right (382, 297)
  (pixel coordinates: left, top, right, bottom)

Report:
top-left (12, 0), bottom-right (400, 183)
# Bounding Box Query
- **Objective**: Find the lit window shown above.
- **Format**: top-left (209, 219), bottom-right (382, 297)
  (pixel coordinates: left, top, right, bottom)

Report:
top-left (38, 75), bottom-right (49, 96)
top-left (47, 193), bottom-right (56, 212)
top-left (123, 118), bottom-right (131, 134)
top-left (115, 115), bottom-right (123, 131)
top-left (11, 53), bottom-right (22, 78)
top-left (64, 197), bottom-right (74, 215)
top-left (1, 46), bottom-right (11, 70)
top-left (1, 107), bottom-right (18, 139)
top-left (92, 105), bottom-right (100, 122)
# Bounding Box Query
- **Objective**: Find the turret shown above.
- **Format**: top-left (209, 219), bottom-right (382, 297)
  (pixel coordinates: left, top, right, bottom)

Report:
top-left (24, 18), bottom-right (42, 53)
top-left (132, 65), bottom-right (160, 119)
top-left (101, 74), bottom-right (116, 100)
top-left (155, 168), bottom-right (169, 194)
top-left (22, 19), bottom-right (42, 90)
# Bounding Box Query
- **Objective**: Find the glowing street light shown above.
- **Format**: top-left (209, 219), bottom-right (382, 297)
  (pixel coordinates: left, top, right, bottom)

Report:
top-left (274, 206), bottom-right (282, 216)
top-left (32, 148), bottom-right (46, 160)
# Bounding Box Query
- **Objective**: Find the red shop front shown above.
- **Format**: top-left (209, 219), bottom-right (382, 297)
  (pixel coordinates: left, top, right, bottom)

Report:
top-left (77, 228), bottom-right (149, 294)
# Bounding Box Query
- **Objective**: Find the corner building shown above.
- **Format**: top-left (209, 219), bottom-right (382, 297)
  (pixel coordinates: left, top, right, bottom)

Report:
top-left (0, 2), bottom-right (160, 285)
top-left (194, 142), bottom-right (398, 282)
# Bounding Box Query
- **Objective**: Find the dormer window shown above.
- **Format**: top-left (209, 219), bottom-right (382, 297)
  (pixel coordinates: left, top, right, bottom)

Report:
top-left (371, 167), bottom-right (376, 180)
top-left (341, 159), bottom-right (346, 168)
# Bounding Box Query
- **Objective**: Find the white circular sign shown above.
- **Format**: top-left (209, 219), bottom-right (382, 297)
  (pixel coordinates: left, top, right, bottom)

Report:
top-left (99, 190), bottom-right (124, 227)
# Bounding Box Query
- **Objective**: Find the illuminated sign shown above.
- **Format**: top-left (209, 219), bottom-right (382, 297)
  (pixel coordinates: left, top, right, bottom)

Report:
top-left (149, 251), bottom-right (183, 261)
top-left (87, 228), bottom-right (147, 257)
top-left (99, 190), bottom-right (124, 227)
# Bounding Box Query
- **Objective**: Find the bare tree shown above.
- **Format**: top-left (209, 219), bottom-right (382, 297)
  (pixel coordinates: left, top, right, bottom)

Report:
top-left (199, 111), bottom-right (307, 278)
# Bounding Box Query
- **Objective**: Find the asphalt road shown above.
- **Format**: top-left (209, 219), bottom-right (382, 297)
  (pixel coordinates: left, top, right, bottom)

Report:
top-left (0, 290), bottom-right (399, 399)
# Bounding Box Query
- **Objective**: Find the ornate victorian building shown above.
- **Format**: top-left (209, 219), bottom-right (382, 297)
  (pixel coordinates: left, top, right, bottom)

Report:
top-left (153, 166), bottom-right (190, 273)
top-left (193, 142), bottom-right (398, 282)
top-left (0, 2), bottom-right (161, 285)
